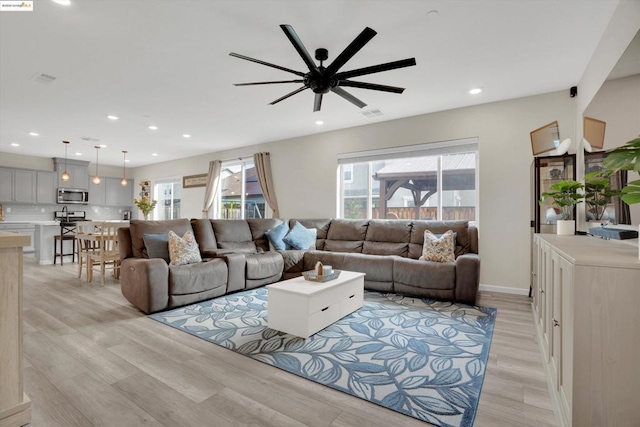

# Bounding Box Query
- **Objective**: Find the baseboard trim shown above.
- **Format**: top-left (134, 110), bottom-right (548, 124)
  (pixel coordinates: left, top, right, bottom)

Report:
top-left (479, 284), bottom-right (529, 296)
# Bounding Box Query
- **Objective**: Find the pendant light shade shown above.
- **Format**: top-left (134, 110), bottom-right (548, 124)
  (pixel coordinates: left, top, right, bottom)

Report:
top-left (121, 150), bottom-right (128, 186)
top-left (61, 140), bottom-right (71, 181)
top-left (92, 146), bottom-right (101, 184)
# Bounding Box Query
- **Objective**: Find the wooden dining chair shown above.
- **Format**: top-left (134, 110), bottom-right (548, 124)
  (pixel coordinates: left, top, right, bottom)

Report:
top-left (75, 221), bottom-right (99, 280)
top-left (86, 222), bottom-right (123, 284)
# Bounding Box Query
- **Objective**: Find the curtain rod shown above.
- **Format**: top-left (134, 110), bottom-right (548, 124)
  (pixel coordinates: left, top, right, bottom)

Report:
top-left (217, 153), bottom-right (268, 163)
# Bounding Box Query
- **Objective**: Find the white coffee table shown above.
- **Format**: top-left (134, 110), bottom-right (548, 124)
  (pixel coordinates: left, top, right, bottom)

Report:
top-left (267, 270), bottom-right (365, 338)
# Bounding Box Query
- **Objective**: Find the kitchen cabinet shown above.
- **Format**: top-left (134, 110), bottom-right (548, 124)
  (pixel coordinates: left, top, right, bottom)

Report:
top-left (57, 164), bottom-right (89, 190)
top-left (106, 178), bottom-right (133, 206)
top-left (36, 171), bottom-right (56, 204)
top-left (89, 179), bottom-right (106, 206)
top-left (0, 223), bottom-right (35, 252)
top-left (532, 234), bottom-right (640, 426)
top-left (0, 167), bottom-right (35, 203)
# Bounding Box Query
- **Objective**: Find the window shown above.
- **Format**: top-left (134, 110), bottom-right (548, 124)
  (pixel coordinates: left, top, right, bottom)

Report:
top-left (338, 139), bottom-right (478, 223)
top-left (215, 159), bottom-right (267, 219)
top-left (154, 179), bottom-right (181, 220)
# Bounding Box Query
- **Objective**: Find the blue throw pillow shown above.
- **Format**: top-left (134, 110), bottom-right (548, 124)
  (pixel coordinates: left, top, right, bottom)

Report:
top-left (143, 233), bottom-right (170, 263)
top-left (265, 222), bottom-right (291, 250)
top-left (283, 221), bottom-right (317, 250)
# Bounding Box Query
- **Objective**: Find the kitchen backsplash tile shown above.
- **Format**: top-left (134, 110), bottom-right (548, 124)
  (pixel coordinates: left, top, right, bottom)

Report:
top-left (0, 203), bottom-right (131, 222)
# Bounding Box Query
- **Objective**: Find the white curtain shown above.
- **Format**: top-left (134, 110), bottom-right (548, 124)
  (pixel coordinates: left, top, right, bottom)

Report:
top-left (253, 152), bottom-right (279, 218)
top-left (202, 160), bottom-right (221, 218)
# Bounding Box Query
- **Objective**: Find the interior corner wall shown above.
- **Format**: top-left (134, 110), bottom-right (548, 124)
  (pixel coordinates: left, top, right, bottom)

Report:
top-left (133, 90), bottom-right (575, 292)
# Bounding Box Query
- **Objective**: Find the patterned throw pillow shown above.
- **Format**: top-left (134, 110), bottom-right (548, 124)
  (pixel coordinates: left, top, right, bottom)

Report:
top-left (419, 229), bottom-right (455, 262)
top-left (168, 230), bottom-right (202, 266)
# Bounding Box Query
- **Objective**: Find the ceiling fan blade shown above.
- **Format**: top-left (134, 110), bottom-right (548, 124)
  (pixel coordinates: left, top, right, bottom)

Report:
top-left (338, 80), bottom-right (405, 94)
top-left (324, 27), bottom-right (377, 76)
top-left (331, 86), bottom-right (367, 109)
top-left (314, 93), bottom-right (323, 112)
top-left (229, 52), bottom-right (306, 77)
top-left (234, 80), bottom-right (304, 86)
top-left (280, 25), bottom-right (320, 74)
top-left (335, 58), bottom-right (417, 80)
top-left (269, 86), bottom-right (309, 105)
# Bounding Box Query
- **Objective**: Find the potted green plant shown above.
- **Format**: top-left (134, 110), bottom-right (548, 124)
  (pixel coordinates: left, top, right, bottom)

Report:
top-left (133, 198), bottom-right (157, 220)
top-left (539, 179), bottom-right (585, 235)
top-left (602, 135), bottom-right (640, 206)
top-left (584, 170), bottom-right (620, 225)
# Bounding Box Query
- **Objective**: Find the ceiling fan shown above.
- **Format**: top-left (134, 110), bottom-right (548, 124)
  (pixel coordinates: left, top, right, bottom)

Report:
top-left (229, 25), bottom-right (417, 112)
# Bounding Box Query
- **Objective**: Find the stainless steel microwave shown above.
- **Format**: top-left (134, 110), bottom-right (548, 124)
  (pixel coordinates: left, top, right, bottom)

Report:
top-left (57, 188), bottom-right (89, 204)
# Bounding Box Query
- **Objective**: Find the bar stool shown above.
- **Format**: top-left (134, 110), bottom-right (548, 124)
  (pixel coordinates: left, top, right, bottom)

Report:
top-left (53, 223), bottom-right (76, 265)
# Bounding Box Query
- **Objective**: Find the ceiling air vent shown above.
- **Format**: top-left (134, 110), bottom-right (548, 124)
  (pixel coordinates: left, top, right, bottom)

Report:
top-left (362, 108), bottom-right (384, 118)
top-left (80, 137), bottom-right (100, 142)
top-left (30, 72), bottom-right (57, 84)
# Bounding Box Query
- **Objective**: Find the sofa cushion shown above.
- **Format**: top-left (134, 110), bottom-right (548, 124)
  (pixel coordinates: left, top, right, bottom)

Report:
top-left (246, 252), bottom-right (284, 280)
top-left (363, 220), bottom-right (411, 257)
top-left (420, 230), bottom-right (455, 262)
top-left (283, 221), bottom-right (317, 250)
top-left (142, 233), bottom-right (170, 263)
top-left (190, 219), bottom-right (217, 253)
top-left (169, 258), bottom-right (227, 295)
top-left (393, 257), bottom-right (455, 290)
top-left (324, 219), bottom-right (368, 253)
top-left (211, 219), bottom-right (253, 242)
top-left (265, 221), bottom-right (291, 250)
top-left (247, 219), bottom-right (283, 252)
top-left (168, 231), bottom-right (202, 266)
top-left (409, 220), bottom-right (469, 259)
top-left (130, 219), bottom-right (193, 259)
top-left (217, 241), bottom-right (258, 253)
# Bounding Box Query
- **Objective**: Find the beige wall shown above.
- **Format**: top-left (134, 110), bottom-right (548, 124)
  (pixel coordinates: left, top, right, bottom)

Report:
top-left (134, 90), bottom-right (576, 291)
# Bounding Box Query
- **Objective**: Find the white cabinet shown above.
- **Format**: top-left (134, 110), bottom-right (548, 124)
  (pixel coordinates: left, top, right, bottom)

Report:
top-left (0, 167), bottom-right (35, 203)
top-left (0, 223), bottom-right (35, 252)
top-left (36, 171), bottom-right (56, 204)
top-left (532, 234), bottom-right (640, 427)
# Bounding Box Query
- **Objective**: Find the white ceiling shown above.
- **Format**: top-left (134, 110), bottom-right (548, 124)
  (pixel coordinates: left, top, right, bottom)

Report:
top-left (0, 0), bottom-right (620, 168)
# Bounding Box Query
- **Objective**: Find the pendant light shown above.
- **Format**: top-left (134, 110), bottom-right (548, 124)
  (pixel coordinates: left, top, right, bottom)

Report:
top-left (121, 150), bottom-right (128, 186)
top-left (92, 146), bottom-right (101, 184)
top-left (61, 140), bottom-right (71, 181)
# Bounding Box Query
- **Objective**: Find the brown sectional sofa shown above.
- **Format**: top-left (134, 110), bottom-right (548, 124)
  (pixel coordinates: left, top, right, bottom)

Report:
top-left (117, 218), bottom-right (480, 314)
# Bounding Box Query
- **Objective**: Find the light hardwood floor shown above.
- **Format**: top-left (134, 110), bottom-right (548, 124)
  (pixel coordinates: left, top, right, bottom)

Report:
top-left (21, 254), bottom-right (557, 427)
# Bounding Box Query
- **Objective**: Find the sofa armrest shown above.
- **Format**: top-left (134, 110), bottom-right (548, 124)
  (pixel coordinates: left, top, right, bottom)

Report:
top-left (207, 252), bottom-right (247, 293)
top-left (455, 253), bottom-right (480, 305)
top-left (120, 258), bottom-right (170, 314)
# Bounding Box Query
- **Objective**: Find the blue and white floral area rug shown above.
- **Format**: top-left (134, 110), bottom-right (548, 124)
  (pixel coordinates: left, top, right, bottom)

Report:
top-left (150, 288), bottom-right (496, 427)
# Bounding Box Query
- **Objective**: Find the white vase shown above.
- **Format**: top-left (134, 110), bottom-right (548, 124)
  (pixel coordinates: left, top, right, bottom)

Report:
top-left (556, 220), bottom-right (575, 235)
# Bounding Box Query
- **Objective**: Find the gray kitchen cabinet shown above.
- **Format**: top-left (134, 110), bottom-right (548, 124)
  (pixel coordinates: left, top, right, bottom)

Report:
top-left (105, 178), bottom-right (133, 206)
top-left (0, 167), bottom-right (35, 203)
top-left (57, 164), bottom-right (89, 190)
top-left (36, 171), bottom-right (56, 204)
top-left (89, 179), bottom-right (106, 206)
top-left (0, 168), bottom-right (13, 201)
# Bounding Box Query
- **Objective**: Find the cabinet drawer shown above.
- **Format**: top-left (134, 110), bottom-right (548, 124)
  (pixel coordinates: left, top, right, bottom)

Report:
top-left (308, 279), bottom-right (362, 314)
top-left (340, 291), bottom-right (363, 317)
top-left (308, 303), bottom-right (341, 335)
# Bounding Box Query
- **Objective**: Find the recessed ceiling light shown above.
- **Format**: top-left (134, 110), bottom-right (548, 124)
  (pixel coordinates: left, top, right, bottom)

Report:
top-left (152, 153), bottom-right (158, 157)
top-left (29, 132), bottom-right (39, 136)
top-left (75, 152), bottom-right (82, 156)
top-left (125, 159), bottom-right (130, 163)
top-left (148, 125), bottom-right (158, 130)
top-left (315, 120), bottom-right (324, 125)
top-left (107, 115), bottom-right (119, 120)
top-left (182, 134), bottom-right (191, 138)
top-left (469, 87), bottom-right (483, 95)
top-left (99, 144), bottom-right (107, 148)
top-left (10, 143), bottom-right (19, 147)
top-left (51, 0), bottom-right (72, 5)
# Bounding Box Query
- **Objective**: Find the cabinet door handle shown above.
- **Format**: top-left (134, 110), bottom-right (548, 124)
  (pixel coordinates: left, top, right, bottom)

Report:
top-left (540, 289), bottom-right (545, 294)
top-left (349, 294), bottom-right (355, 299)
top-left (553, 319), bottom-right (560, 327)
top-left (321, 307), bottom-right (329, 312)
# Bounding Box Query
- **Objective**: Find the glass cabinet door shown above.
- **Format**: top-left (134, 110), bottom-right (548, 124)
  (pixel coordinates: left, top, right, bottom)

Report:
top-left (533, 154), bottom-right (576, 233)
